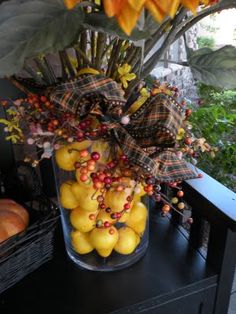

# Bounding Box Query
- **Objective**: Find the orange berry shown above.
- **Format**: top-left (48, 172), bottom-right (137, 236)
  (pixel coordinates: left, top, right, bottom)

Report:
top-left (80, 167), bottom-right (88, 174)
top-left (177, 190), bottom-right (184, 197)
top-left (177, 202), bottom-right (185, 210)
top-left (162, 204), bottom-right (170, 213)
top-left (80, 174), bottom-right (88, 182)
top-left (94, 181), bottom-right (103, 189)
top-left (80, 149), bottom-right (89, 158)
top-left (87, 164), bottom-right (95, 171)
top-left (87, 159), bottom-right (96, 166)
top-left (171, 197), bottom-right (179, 204)
top-left (116, 185), bottom-right (124, 192)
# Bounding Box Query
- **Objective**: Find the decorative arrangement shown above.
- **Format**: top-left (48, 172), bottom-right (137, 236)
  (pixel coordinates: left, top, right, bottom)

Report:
top-left (0, 0), bottom-right (235, 271)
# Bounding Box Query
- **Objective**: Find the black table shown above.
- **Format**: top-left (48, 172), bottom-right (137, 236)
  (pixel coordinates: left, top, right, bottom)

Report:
top-left (0, 212), bottom-right (217, 314)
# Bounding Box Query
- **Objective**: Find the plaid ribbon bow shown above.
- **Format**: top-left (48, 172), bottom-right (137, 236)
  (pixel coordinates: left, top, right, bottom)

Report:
top-left (50, 74), bottom-right (197, 182)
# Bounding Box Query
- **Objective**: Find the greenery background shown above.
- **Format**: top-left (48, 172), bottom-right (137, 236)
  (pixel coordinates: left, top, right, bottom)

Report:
top-left (190, 84), bottom-right (236, 192)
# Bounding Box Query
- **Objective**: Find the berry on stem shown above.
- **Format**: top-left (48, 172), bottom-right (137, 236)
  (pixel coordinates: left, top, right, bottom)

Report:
top-left (91, 152), bottom-right (100, 161)
top-left (177, 190), bottom-right (184, 198)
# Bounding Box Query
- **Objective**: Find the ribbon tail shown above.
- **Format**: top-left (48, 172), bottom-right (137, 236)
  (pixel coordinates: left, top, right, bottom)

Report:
top-left (113, 126), bottom-right (159, 175)
top-left (113, 126), bottom-right (198, 182)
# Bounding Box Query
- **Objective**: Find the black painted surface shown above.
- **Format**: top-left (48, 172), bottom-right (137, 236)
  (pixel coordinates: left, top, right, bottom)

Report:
top-left (0, 213), bottom-right (217, 314)
top-left (185, 165), bottom-right (236, 229)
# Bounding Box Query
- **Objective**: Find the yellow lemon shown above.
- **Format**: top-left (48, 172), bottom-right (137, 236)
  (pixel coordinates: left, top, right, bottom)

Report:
top-left (69, 140), bottom-right (91, 151)
top-left (59, 181), bottom-right (80, 209)
top-left (55, 145), bottom-right (80, 171)
top-left (91, 140), bottom-right (112, 164)
top-left (71, 182), bottom-right (99, 212)
top-left (97, 209), bottom-right (114, 225)
top-left (71, 230), bottom-right (93, 254)
top-left (90, 227), bottom-right (118, 257)
top-left (114, 227), bottom-right (137, 255)
top-left (126, 201), bottom-right (148, 235)
top-left (118, 210), bottom-right (130, 223)
top-left (70, 208), bottom-right (97, 232)
top-left (135, 233), bottom-right (141, 246)
top-left (133, 183), bottom-right (146, 202)
top-left (105, 190), bottom-right (131, 212)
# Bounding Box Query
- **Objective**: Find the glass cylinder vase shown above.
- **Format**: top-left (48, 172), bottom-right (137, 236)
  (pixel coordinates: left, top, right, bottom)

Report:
top-left (53, 142), bottom-right (149, 271)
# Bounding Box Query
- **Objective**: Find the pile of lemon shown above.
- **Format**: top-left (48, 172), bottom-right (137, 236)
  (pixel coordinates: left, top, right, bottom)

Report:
top-left (56, 140), bottom-right (148, 258)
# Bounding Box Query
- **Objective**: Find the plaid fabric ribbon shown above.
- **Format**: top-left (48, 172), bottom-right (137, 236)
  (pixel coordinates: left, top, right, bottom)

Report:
top-left (50, 74), bottom-right (197, 182)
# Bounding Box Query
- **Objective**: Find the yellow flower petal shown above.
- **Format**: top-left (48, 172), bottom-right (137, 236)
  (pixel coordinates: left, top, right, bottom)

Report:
top-left (167, 0), bottom-right (181, 18)
top-left (145, 0), bottom-right (166, 23)
top-left (123, 73), bottom-right (136, 81)
top-left (128, 0), bottom-right (146, 12)
top-left (140, 87), bottom-right (150, 97)
top-left (64, 0), bottom-right (81, 10)
top-left (117, 2), bottom-right (141, 35)
top-left (118, 63), bottom-right (132, 75)
top-left (176, 128), bottom-right (185, 140)
top-left (103, 0), bottom-right (126, 17)
top-left (181, 0), bottom-right (200, 14)
top-left (151, 0), bottom-right (180, 18)
top-left (120, 77), bottom-right (129, 89)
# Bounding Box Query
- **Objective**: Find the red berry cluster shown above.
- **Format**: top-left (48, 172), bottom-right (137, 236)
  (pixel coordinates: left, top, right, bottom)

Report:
top-left (76, 118), bottom-right (108, 142)
top-left (74, 150), bottom-right (101, 183)
top-left (27, 94), bottom-right (54, 112)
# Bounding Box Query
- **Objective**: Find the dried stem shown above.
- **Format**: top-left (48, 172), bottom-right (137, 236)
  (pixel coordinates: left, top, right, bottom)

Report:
top-left (145, 19), bottom-right (171, 54)
top-left (58, 51), bottom-right (69, 81)
top-left (123, 44), bottom-right (136, 64)
top-left (142, 8), bottom-right (187, 78)
top-left (101, 37), bottom-right (116, 63)
top-left (7, 76), bottom-right (31, 95)
top-left (43, 56), bottom-right (57, 84)
top-left (34, 57), bottom-right (52, 85)
top-left (74, 45), bottom-right (93, 67)
top-left (173, 0), bottom-right (236, 42)
top-left (109, 39), bottom-right (123, 77)
top-left (91, 30), bottom-right (97, 66)
top-left (75, 47), bottom-right (82, 71)
top-left (80, 30), bottom-right (88, 67)
top-left (23, 65), bottom-right (45, 85)
top-left (106, 38), bottom-right (119, 77)
top-left (60, 50), bottom-right (76, 78)
top-left (95, 32), bottom-right (107, 70)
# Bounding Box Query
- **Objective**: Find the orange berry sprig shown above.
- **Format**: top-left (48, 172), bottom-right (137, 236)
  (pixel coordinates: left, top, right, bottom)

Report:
top-left (157, 189), bottom-right (193, 224)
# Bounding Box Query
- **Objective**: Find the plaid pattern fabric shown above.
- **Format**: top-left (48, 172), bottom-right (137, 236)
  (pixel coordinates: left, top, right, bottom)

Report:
top-left (49, 74), bottom-right (197, 182)
top-left (50, 74), bottom-right (126, 117)
top-left (127, 93), bottom-right (183, 147)
top-left (153, 150), bottom-right (197, 181)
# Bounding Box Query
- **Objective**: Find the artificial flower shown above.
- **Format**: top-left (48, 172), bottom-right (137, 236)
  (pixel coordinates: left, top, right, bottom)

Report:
top-left (193, 138), bottom-right (211, 152)
top-left (103, 0), bottom-right (217, 35)
top-left (117, 63), bottom-right (136, 89)
top-left (176, 128), bottom-right (185, 141)
top-left (128, 87), bottom-right (150, 114)
top-left (64, 0), bottom-right (218, 35)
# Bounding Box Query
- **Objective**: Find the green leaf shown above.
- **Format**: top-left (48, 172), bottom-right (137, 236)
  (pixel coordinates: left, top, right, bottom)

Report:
top-left (188, 45), bottom-right (236, 89)
top-left (0, 0), bottom-right (85, 77)
top-left (83, 13), bottom-right (154, 42)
